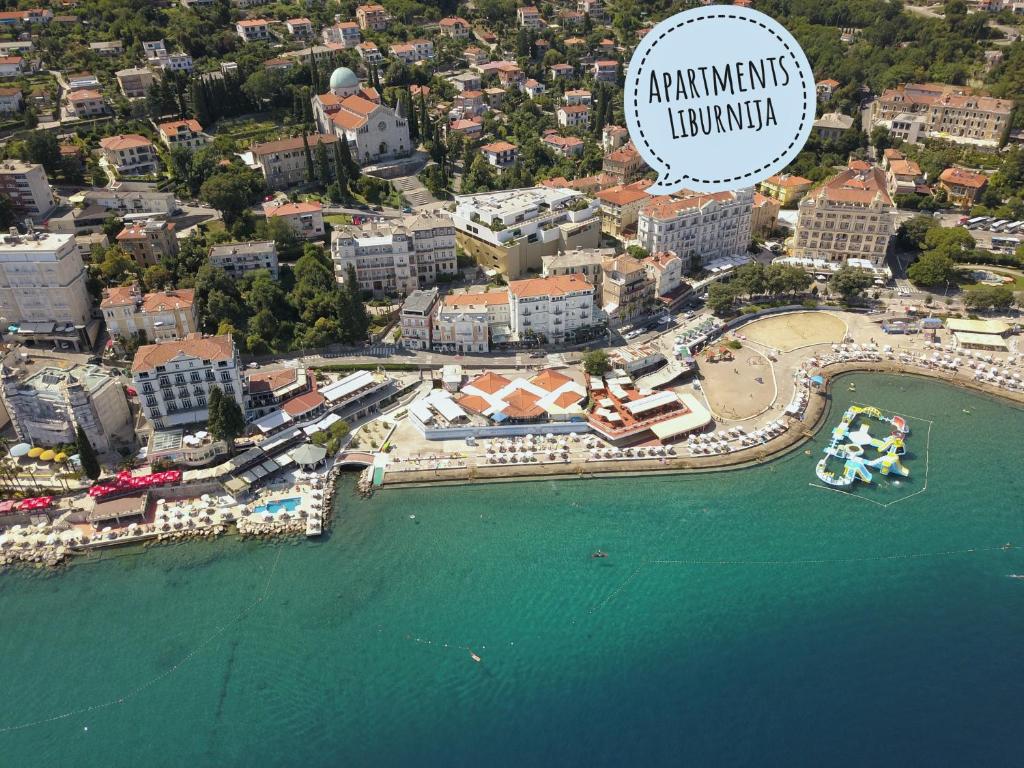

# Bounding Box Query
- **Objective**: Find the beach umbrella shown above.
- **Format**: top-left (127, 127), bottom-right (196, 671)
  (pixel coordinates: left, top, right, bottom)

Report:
top-left (9, 443), bottom-right (30, 458)
top-left (27, 447), bottom-right (42, 459)
top-left (38, 449), bottom-right (55, 462)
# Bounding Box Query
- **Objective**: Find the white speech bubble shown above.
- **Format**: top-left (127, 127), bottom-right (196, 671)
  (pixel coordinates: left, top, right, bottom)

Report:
top-left (626, 5), bottom-right (816, 194)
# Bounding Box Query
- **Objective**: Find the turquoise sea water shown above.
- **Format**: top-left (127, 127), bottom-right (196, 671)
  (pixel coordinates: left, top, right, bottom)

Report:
top-left (1, 373), bottom-right (1023, 767)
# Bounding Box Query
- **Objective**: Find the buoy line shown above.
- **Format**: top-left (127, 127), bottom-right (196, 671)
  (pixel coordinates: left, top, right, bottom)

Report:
top-left (0, 546), bottom-right (284, 734)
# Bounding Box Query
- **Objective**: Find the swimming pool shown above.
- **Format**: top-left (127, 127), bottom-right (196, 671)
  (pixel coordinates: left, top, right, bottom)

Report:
top-left (252, 497), bottom-right (302, 515)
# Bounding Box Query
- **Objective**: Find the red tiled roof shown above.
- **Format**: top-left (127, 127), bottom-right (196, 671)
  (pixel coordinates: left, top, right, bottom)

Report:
top-left (509, 273), bottom-right (592, 298)
top-left (468, 371), bottom-right (511, 395)
top-left (281, 389), bottom-right (325, 417)
top-left (100, 134), bottom-right (151, 151)
top-left (529, 368), bottom-right (571, 392)
top-left (132, 333), bottom-right (234, 373)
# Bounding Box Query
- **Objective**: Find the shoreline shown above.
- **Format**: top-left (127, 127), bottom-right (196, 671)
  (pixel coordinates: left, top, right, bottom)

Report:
top-left (374, 362), bottom-right (1024, 490)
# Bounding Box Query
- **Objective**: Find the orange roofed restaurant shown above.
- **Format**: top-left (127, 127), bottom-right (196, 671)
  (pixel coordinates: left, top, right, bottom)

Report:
top-left (587, 371), bottom-right (711, 445)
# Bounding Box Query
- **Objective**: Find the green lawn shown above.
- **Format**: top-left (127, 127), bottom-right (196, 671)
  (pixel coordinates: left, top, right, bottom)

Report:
top-left (957, 265), bottom-right (1024, 292)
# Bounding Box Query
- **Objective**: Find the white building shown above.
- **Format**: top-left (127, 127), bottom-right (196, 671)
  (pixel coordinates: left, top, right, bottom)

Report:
top-left (101, 284), bottom-right (197, 345)
top-left (132, 333), bottom-right (244, 429)
top-left (157, 119), bottom-right (210, 151)
top-left (0, 160), bottom-right (54, 218)
top-left (313, 67), bottom-right (411, 165)
top-left (236, 19), bottom-right (270, 42)
top-left (432, 290), bottom-right (511, 353)
top-left (331, 212), bottom-right (457, 297)
top-left (399, 287), bottom-right (439, 350)
top-left (0, 361), bottom-right (132, 453)
top-left (452, 187), bottom-right (602, 278)
top-left (508, 274), bottom-right (595, 343)
top-left (0, 230), bottom-right (92, 337)
top-left (208, 240), bottom-right (279, 279)
top-left (99, 134), bottom-right (159, 175)
top-left (637, 187), bottom-right (754, 272)
top-left (322, 21), bottom-right (361, 48)
top-left (263, 201), bottom-right (324, 240)
top-left (790, 163), bottom-right (896, 267)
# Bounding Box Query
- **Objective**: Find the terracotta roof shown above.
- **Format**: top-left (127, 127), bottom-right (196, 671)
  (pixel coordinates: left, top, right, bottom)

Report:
top-left (132, 333), bottom-right (234, 373)
top-left (509, 273), bottom-right (592, 298)
top-left (641, 190), bottom-right (738, 220)
top-left (939, 167), bottom-right (988, 188)
top-left (331, 110), bottom-right (367, 131)
top-left (439, 16), bottom-right (469, 26)
top-left (244, 367), bottom-right (297, 394)
top-left (252, 133), bottom-right (336, 156)
top-left (553, 390), bottom-right (584, 409)
top-left (340, 94), bottom-right (379, 115)
top-left (443, 290), bottom-right (508, 308)
top-left (100, 134), bottom-right (151, 151)
top-left (482, 141), bottom-right (517, 153)
top-left (559, 104), bottom-right (590, 114)
top-left (237, 19), bottom-right (269, 27)
top-left (455, 393), bottom-right (490, 414)
top-left (814, 166), bottom-right (893, 206)
top-left (529, 368), bottom-right (571, 392)
top-left (763, 173), bottom-right (811, 188)
top-left (116, 220), bottom-right (174, 240)
top-left (142, 288), bottom-right (194, 313)
top-left (158, 119), bottom-right (203, 135)
top-left (501, 389), bottom-right (543, 419)
top-left (0, 87), bottom-right (20, 96)
top-left (264, 201), bottom-right (322, 216)
top-left (888, 159), bottom-right (921, 176)
top-left (68, 89), bottom-right (103, 102)
top-left (281, 389), bottom-right (325, 417)
top-left (468, 371), bottom-right (511, 395)
top-left (817, 78), bottom-right (840, 88)
top-left (597, 185), bottom-right (650, 206)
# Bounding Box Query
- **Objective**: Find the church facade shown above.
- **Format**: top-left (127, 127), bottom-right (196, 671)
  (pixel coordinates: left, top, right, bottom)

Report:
top-left (312, 67), bottom-right (412, 165)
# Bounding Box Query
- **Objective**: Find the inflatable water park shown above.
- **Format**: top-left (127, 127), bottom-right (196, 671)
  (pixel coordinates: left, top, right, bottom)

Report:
top-left (815, 405), bottom-right (910, 488)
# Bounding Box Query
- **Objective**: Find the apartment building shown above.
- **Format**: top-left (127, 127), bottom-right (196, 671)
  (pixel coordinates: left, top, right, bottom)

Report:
top-left (886, 158), bottom-right (925, 198)
top-left (390, 38), bottom-right (433, 64)
top-left (399, 288), bottom-right (439, 350)
top-left (759, 174), bottom-right (813, 205)
top-left (790, 164), bottom-right (896, 267)
top-left (517, 5), bottom-right (543, 28)
top-left (331, 212), bottom-right (457, 296)
top-left (132, 333), bottom-right (243, 429)
top-left (557, 104), bottom-right (590, 129)
top-left (0, 362), bottom-right (132, 453)
top-left (101, 284), bottom-right (197, 345)
top-left (432, 290), bottom-right (511, 353)
top-left (0, 160), bottom-right (54, 218)
top-left (116, 219), bottom-right (179, 267)
top-left (356, 4), bottom-right (390, 30)
top-left (871, 83), bottom-right (1013, 147)
top-left (480, 141), bottom-right (518, 170)
top-left (99, 134), bottom-right (159, 175)
top-left (236, 19), bottom-right (270, 42)
top-left (593, 60), bottom-right (618, 83)
top-left (0, 86), bottom-right (21, 114)
top-left (322, 21), bottom-right (361, 47)
top-left (286, 18), bottom-right (313, 38)
top-left (813, 112), bottom-right (855, 141)
top-left (157, 119), bottom-right (210, 152)
top-left (637, 187), bottom-right (754, 272)
top-left (595, 182), bottom-right (652, 239)
top-left (542, 133), bottom-right (585, 158)
top-left (208, 240), bottom-right (279, 279)
top-left (938, 167), bottom-right (989, 207)
top-left (66, 89), bottom-right (108, 118)
top-left (644, 251), bottom-right (684, 298)
top-left (438, 16), bottom-right (471, 38)
top-left (82, 183), bottom-right (176, 217)
top-left (816, 78), bottom-right (840, 101)
top-left (751, 192), bottom-right (781, 238)
top-left (602, 143), bottom-right (647, 184)
top-left (452, 187), bottom-right (602, 278)
top-left (263, 200), bottom-right (324, 240)
top-left (250, 133), bottom-right (338, 189)
top-left (508, 274), bottom-right (595, 344)
top-left (550, 63), bottom-right (574, 79)
top-left (0, 231), bottom-right (92, 346)
top-left (542, 247), bottom-right (615, 287)
top-left (115, 67), bottom-right (156, 98)
top-left (600, 255), bottom-right (653, 322)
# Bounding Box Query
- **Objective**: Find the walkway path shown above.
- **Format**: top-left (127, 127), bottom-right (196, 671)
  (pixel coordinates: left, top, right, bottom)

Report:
top-left (391, 175), bottom-right (434, 207)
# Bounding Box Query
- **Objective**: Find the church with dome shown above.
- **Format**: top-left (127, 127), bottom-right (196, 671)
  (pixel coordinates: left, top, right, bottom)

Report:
top-left (312, 66), bottom-right (411, 165)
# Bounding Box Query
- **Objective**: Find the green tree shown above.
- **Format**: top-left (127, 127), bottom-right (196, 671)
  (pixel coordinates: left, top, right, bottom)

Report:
top-left (896, 215), bottom-right (935, 251)
top-left (302, 131), bottom-right (315, 183)
top-left (582, 349), bottom-right (611, 377)
top-left (76, 425), bottom-right (101, 481)
top-left (199, 166), bottom-right (264, 226)
top-left (907, 249), bottom-right (958, 287)
top-left (706, 282), bottom-right (739, 315)
top-left (828, 266), bottom-right (874, 302)
top-left (964, 284), bottom-right (1015, 311)
top-left (23, 131), bottom-right (61, 173)
top-left (206, 385), bottom-right (245, 444)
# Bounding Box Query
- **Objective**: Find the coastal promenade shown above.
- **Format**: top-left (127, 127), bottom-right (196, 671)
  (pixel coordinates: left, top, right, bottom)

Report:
top-left (376, 334), bottom-right (1024, 488)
